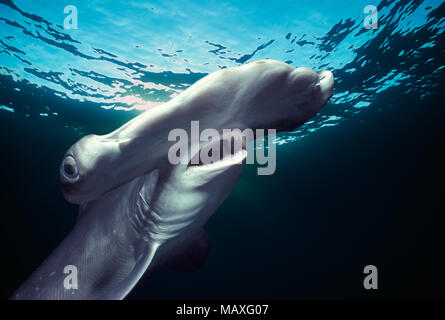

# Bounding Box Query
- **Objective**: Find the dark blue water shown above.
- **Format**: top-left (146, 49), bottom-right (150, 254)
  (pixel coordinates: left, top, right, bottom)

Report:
top-left (0, 0), bottom-right (444, 299)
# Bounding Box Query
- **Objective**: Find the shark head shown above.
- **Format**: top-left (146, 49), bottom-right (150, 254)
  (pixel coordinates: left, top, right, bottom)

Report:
top-left (60, 60), bottom-right (334, 204)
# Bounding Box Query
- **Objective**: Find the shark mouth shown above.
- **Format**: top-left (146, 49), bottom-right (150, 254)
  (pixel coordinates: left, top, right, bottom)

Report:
top-left (187, 134), bottom-right (249, 170)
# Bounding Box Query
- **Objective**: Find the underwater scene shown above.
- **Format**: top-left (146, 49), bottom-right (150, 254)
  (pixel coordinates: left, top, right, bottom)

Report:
top-left (0, 0), bottom-right (444, 300)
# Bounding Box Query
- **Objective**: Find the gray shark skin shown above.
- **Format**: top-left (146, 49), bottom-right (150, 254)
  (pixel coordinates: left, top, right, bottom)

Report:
top-left (12, 60), bottom-right (334, 300)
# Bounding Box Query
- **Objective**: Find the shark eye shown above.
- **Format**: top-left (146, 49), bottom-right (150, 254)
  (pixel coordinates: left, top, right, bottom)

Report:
top-left (61, 155), bottom-right (79, 182)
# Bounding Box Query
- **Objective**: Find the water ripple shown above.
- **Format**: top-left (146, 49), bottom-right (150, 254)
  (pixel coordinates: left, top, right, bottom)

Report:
top-left (0, 0), bottom-right (443, 143)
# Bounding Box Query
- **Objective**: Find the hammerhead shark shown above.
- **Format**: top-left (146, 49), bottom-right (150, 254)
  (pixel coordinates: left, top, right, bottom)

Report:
top-left (12, 60), bottom-right (334, 299)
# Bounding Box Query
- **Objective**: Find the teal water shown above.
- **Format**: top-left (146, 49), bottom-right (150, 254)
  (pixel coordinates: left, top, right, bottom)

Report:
top-left (0, 0), bottom-right (444, 299)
